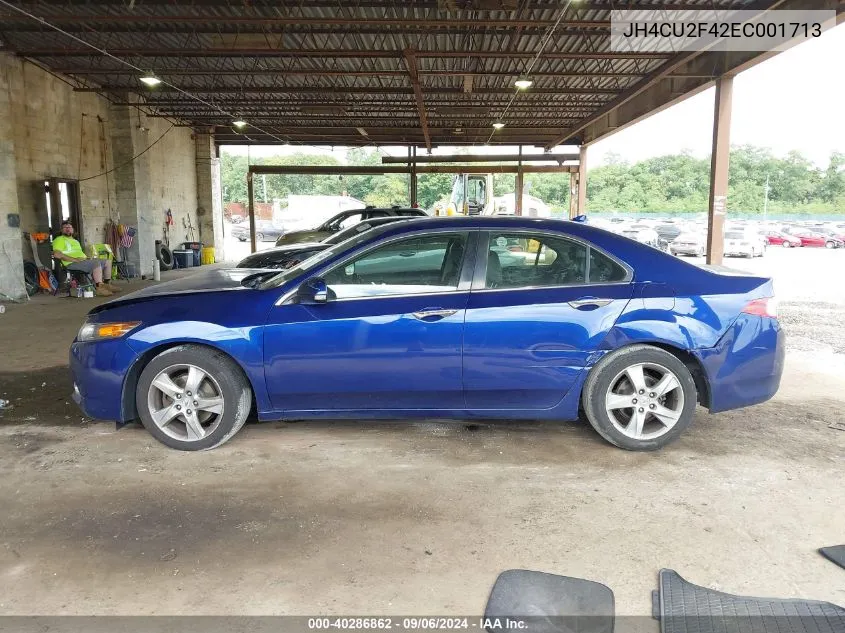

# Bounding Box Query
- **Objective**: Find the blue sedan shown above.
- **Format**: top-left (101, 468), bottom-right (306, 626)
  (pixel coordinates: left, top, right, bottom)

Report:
top-left (70, 217), bottom-right (784, 451)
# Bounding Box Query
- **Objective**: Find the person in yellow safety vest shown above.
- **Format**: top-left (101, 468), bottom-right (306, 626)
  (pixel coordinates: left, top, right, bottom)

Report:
top-left (52, 221), bottom-right (121, 297)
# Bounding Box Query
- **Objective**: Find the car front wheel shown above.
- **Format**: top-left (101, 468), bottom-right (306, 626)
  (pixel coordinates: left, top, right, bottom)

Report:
top-left (136, 345), bottom-right (252, 451)
top-left (782, 241), bottom-right (791, 248)
top-left (581, 345), bottom-right (698, 451)
top-left (826, 241), bottom-right (835, 249)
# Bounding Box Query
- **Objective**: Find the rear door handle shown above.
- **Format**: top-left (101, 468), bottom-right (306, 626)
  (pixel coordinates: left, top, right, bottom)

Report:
top-left (412, 308), bottom-right (458, 321)
top-left (568, 298), bottom-right (613, 309)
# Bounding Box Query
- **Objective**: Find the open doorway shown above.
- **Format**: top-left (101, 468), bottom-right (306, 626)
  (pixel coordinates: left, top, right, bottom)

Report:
top-left (44, 179), bottom-right (82, 237)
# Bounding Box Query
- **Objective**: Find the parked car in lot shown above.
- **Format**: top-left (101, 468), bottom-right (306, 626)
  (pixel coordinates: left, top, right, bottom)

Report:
top-left (237, 216), bottom-right (424, 269)
top-left (71, 217), bottom-right (783, 453)
top-left (723, 229), bottom-right (765, 258)
top-left (275, 206), bottom-right (428, 246)
top-left (783, 229), bottom-right (843, 249)
top-left (231, 219), bottom-right (285, 242)
top-left (654, 223), bottom-right (683, 251)
top-left (813, 227), bottom-right (845, 246)
top-left (619, 224), bottom-right (660, 248)
top-left (763, 231), bottom-right (802, 248)
top-left (669, 232), bottom-right (706, 257)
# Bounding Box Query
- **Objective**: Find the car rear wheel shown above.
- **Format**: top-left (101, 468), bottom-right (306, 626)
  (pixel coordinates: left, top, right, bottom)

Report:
top-left (136, 345), bottom-right (252, 451)
top-left (582, 345), bottom-right (697, 451)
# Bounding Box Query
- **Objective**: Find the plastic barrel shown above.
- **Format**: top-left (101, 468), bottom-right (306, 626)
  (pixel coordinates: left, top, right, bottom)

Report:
top-left (201, 246), bottom-right (215, 265)
top-left (172, 249), bottom-right (194, 269)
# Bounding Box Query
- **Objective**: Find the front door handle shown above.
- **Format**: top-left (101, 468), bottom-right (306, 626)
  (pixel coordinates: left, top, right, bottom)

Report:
top-left (568, 298), bottom-right (613, 309)
top-left (412, 308), bottom-right (458, 321)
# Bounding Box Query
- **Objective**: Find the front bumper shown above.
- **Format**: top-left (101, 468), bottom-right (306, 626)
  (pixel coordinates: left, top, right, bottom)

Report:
top-left (695, 314), bottom-right (785, 413)
top-left (70, 339), bottom-right (140, 421)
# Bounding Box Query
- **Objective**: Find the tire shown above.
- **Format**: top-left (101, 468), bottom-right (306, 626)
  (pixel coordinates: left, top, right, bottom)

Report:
top-left (581, 345), bottom-right (698, 451)
top-left (825, 241), bottom-right (835, 249)
top-left (23, 261), bottom-right (40, 296)
top-left (782, 241), bottom-right (791, 248)
top-left (256, 232), bottom-right (265, 242)
top-left (237, 236), bottom-right (247, 242)
top-left (156, 243), bottom-right (174, 271)
top-left (136, 345), bottom-right (252, 451)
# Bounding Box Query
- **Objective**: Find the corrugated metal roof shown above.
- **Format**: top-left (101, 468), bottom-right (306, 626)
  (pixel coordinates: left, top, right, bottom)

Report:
top-left (0, 0), bottom-right (772, 146)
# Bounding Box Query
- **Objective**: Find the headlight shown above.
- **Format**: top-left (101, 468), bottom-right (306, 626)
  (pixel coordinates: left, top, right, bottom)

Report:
top-left (77, 321), bottom-right (141, 342)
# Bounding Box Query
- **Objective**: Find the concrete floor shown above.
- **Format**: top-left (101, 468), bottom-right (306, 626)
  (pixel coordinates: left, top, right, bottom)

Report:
top-left (0, 262), bottom-right (844, 617)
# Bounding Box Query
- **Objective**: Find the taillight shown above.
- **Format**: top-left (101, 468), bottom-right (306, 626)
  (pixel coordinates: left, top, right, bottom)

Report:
top-left (742, 297), bottom-right (778, 319)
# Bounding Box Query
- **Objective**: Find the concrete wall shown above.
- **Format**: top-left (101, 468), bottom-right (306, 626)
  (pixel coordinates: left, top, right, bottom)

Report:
top-left (147, 115), bottom-right (198, 247)
top-left (0, 56), bottom-right (26, 300)
top-left (0, 54), bottom-right (212, 298)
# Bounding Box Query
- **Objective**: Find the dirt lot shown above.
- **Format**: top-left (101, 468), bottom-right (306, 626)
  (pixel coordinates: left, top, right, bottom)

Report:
top-left (0, 248), bottom-right (844, 617)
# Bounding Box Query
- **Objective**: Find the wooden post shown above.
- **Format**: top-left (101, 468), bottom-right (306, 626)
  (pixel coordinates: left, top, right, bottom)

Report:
top-left (247, 171), bottom-right (256, 254)
top-left (569, 172), bottom-right (579, 219)
top-left (706, 76), bottom-right (734, 265)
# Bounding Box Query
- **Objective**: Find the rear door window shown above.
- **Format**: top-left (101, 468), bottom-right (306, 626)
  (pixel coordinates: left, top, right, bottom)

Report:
top-left (484, 232), bottom-right (628, 289)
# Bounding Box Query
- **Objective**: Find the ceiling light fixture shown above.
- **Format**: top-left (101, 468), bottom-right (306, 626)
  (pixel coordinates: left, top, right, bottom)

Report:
top-left (232, 119), bottom-right (247, 129)
top-left (492, 122), bottom-right (505, 130)
top-left (514, 77), bottom-right (533, 90)
top-left (139, 72), bottom-right (161, 87)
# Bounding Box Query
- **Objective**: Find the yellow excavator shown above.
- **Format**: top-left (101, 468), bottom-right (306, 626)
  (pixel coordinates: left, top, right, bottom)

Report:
top-left (433, 173), bottom-right (495, 216)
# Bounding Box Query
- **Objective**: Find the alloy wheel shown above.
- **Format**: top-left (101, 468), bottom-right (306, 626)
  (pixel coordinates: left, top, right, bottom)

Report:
top-left (147, 364), bottom-right (225, 442)
top-left (604, 362), bottom-right (685, 440)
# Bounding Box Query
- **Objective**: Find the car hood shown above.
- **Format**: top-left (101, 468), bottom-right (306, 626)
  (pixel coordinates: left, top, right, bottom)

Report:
top-left (91, 267), bottom-right (273, 312)
top-left (277, 230), bottom-right (330, 245)
top-left (238, 242), bottom-right (326, 267)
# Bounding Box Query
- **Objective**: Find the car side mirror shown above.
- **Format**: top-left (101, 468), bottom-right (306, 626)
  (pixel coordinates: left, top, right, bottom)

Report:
top-left (297, 277), bottom-right (331, 304)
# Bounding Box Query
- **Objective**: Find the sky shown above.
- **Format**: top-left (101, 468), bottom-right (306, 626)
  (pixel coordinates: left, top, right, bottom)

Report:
top-left (223, 23), bottom-right (844, 168)
top-left (590, 22), bottom-right (844, 167)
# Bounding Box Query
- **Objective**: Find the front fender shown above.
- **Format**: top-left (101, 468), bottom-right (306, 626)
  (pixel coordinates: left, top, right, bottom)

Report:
top-left (123, 321), bottom-right (270, 417)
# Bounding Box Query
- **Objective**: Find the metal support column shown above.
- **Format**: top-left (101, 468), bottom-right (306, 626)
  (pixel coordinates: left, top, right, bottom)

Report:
top-left (409, 146), bottom-right (418, 207)
top-left (247, 171), bottom-right (256, 253)
top-left (569, 172), bottom-right (579, 219)
top-left (706, 76), bottom-right (734, 265)
top-left (577, 145), bottom-right (588, 217)
top-left (515, 146), bottom-right (523, 216)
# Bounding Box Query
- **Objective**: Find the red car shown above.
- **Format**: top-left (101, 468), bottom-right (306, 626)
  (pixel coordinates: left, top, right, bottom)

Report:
top-left (765, 231), bottom-right (802, 248)
top-left (789, 231), bottom-right (843, 249)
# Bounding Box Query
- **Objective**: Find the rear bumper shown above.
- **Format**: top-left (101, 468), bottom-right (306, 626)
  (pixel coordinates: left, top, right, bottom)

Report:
top-left (670, 246), bottom-right (702, 255)
top-left (694, 314), bottom-right (785, 413)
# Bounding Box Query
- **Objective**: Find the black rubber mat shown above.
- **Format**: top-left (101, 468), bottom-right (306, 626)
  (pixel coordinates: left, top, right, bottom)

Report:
top-left (484, 569), bottom-right (614, 633)
top-left (656, 569), bottom-right (845, 633)
top-left (820, 545), bottom-right (845, 571)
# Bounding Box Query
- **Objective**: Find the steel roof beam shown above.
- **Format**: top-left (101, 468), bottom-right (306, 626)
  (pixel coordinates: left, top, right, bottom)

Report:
top-left (76, 86), bottom-right (621, 95)
top-left (21, 49), bottom-right (671, 60)
top-left (55, 68), bottom-right (646, 79)
top-left (4, 16), bottom-right (609, 29)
